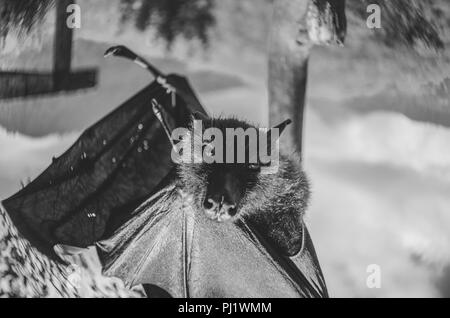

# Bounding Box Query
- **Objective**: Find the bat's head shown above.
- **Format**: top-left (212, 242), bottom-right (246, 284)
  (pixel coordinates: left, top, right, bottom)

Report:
top-left (174, 114), bottom-right (291, 222)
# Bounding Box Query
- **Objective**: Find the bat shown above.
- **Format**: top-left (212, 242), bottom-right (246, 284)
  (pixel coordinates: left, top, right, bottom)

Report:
top-left (3, 45), bottom-right (328, 298)
top-left (97, 115), bottom-right (327, 298)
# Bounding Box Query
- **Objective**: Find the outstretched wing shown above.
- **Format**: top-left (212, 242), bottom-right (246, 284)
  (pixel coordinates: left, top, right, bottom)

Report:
top-left (2, 65), bottom-right (327, 296)
top-left (2, 77), bottom-right (206, 261)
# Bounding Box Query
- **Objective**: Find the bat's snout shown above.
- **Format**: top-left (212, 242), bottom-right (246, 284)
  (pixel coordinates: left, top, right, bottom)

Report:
top-left (203, 195), bottom-right (237, 222)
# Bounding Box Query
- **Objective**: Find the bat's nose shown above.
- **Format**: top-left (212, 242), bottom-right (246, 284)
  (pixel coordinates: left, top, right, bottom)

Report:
top-left (203, 197), bottom-right (218, 210)
top-left (203, 195), bottom-right (237, 221)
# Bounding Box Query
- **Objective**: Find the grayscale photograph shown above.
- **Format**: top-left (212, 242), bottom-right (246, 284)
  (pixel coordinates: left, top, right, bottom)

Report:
top-left (0, 0), bottom-right (449, 302)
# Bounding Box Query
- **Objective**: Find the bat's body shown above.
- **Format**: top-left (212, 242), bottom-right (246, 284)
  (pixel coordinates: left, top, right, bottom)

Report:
top-left (176, 116), bottom-right (309, 256)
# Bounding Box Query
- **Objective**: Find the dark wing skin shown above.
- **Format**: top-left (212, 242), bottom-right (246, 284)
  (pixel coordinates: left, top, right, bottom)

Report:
top-left (97, 181), bottom-right (328, 298)
top-left (165, 74), bottom-right (205, 115)
top-left (2, 77), bottom-right (207, 261)
top-left (246, 207), bottom-right (304, 257)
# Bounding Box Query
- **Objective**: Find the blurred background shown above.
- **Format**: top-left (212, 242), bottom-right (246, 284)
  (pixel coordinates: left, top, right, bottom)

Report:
top-left (0, 0), bottom-right (449, 297)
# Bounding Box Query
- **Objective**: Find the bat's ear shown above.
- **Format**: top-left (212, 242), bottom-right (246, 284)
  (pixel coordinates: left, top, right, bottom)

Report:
top-left (261, 119), bottom-right (292, 158)
top-left (272, 119), bottom-right (292, 136)
top-left (269, 119), bottom-right (292, 140)
top-left (191, 111), bottom-right (209, 122)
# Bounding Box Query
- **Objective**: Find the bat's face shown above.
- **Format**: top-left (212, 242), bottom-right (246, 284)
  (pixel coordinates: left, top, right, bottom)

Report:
top-left (176, 115), bottom-right (290, 223)
top-left (201, 162), bottom-right (261, 222)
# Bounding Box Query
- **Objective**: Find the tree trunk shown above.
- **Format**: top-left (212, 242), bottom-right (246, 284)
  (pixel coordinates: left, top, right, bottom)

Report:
top-left (268, 0), bottom-right (346, 156)
top-left (269, 0), bottom-right (310, 156)
top-left (53, 0), bottom-right (75, 90)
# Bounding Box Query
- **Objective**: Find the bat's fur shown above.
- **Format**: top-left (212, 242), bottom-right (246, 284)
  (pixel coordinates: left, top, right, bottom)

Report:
top-left (176, 116), bottom-right (310, 256)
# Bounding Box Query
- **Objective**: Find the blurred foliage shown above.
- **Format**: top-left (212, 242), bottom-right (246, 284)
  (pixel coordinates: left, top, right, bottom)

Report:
top-left (0, 0), bottom-right (215, 48)
top-left (0, 0), bottom-right (54, 38)
top-left (347, 0), bottom-right (445, 50)
top-left (0, 0), bottom-right (446, 51)
top-left (119, 0), bottom-right (215, 48)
